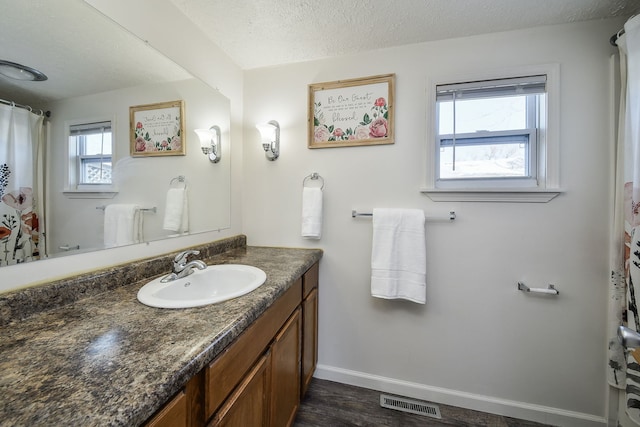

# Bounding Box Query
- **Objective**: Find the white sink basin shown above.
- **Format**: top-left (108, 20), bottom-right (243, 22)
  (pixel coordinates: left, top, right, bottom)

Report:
top-left (137, 264), bottom-right (267, 308)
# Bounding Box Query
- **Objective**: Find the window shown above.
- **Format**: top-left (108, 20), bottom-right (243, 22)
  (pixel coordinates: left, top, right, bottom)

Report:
top-left (65, 120), bottom-right (115, 196)
top-left (63, 116), bottom-right (118, 199)
top-left (423, 66), bottom-right (561, 202)
top-left (435, 75), bottom-right (546, 188)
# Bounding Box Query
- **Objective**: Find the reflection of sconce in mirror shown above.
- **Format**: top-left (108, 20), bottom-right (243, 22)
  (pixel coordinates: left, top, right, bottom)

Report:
top-left (256, 120), bottom-right (280, 161)
top-left (195, 125), bottom-right (221, 163)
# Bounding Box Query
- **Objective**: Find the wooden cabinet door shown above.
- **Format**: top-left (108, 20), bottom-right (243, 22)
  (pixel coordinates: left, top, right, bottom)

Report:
top-left (301, 287), bottom-right (318, 397)
top-left (144, 390), bottom-right (187, 427)
top-left (144, 371), bottom-right (203, 427)
top-left (270, 308), bottom-right (301, 427)
top-left (205, 279), bottom-right (302, 420)
top-left (208, 352), bottom-right (271, 427)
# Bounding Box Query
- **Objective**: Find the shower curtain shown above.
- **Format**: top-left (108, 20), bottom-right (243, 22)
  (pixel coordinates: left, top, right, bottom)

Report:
top-left (0, 103), bottom-right (46, 266)
top-left (609, 14), bottom-right (640, 425)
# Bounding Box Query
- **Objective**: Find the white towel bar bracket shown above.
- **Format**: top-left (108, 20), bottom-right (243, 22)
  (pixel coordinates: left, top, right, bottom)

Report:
top-left (517, 282), bottom-right (559, 295)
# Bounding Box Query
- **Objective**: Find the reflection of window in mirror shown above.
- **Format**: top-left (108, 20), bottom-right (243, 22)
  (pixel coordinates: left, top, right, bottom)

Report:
top-left (65, 118), bottom-right (117, 196)
top-left (72, 121), bottom-right (112, 185)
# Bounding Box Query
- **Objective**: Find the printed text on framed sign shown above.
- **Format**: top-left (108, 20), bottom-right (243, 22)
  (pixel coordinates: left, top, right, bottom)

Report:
top-left (308, 74), bottom-right (394, 148)
top-left (130, 100), bottom-right (185, 157)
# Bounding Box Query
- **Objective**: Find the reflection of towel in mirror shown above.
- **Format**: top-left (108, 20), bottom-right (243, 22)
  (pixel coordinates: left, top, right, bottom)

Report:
top-left (104, 204), bottom-right (142, 248)
top-left (163, 188), bottom-right (189, 233)
top-left (371, 208), bottom-right (426, 304)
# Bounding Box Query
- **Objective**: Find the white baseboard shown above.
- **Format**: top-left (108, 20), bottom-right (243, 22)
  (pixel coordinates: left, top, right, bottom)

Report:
top-left (314, 364), bottom-right (606, 427)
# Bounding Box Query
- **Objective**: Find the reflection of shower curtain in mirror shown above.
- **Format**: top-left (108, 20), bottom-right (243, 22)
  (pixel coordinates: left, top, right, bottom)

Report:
top-left (0, 104), bottom-right (46, 266)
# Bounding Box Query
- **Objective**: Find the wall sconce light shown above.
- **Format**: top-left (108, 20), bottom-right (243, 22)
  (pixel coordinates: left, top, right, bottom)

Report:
top-left (256, 120), bottom-right (280, 161)
top-left (194, 125), bottom-right (221, 163)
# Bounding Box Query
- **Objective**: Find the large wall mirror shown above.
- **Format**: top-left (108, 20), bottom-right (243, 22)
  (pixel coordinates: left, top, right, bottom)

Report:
top-left (0, 0), bottom-right (231, 267)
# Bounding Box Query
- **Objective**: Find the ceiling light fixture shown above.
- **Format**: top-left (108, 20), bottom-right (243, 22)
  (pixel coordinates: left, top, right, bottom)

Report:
top-left (0, 60), bottom-right (48, 81)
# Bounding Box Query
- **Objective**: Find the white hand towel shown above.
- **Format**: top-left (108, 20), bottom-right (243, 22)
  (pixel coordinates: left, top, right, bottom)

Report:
top-left (371, 208), bottom-right (426, 304)
top-left (163, 188), bottom-right (189, 233)
top-left (104, 204), bottom-right (141, 248)
top-left (301, 187), bottom-right (323, 239)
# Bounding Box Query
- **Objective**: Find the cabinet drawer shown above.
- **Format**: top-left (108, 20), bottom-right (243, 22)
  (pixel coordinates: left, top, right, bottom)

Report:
top-left (205, 279), bottom-right (302, 420)
top-left (302, 263), bottom-right (319, 299)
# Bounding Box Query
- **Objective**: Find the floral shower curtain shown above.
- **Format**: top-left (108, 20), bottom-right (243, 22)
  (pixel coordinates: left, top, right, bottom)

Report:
top-left (0, 103), bottom-right (46, 266)
top-left (609, 14), bottom-right (640, 425)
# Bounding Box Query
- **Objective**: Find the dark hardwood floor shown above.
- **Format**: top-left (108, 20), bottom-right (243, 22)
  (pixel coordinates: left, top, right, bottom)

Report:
top-left (294, 379), bottom-right (552, 427)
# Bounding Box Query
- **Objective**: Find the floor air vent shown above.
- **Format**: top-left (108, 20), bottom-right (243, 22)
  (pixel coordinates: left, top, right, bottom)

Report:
top-left (379, 394), bottom-right (442, 419)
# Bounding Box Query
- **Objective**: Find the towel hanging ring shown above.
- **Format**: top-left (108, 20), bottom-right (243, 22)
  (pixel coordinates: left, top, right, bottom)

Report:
top-left (170, 175), bottom-right (186, 188)
top-left (303, 172), bottom-right (324, 190)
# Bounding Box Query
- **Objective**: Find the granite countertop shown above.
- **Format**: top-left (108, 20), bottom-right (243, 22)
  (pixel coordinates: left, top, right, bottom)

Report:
top-left (0, 244), bottom-right (322, 426)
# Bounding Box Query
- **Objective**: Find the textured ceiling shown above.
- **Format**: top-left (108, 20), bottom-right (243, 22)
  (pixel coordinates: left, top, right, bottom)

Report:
top-left (167, 0), bottom-right (640, 69)
top-left (1, 0), bottom-right (638, 109)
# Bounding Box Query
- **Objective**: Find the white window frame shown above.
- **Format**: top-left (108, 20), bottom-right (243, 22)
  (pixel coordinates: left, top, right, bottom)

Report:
top-left (422, 64), bottom-right (561, 203)
top-left (75, 121), bottom-right (112, 186)
top-left (63, 116), bottom-right (118, 199)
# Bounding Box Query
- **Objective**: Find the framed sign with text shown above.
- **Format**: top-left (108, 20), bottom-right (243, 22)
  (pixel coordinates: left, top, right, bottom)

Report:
top-left (308, 74), bottom-right (394, 148)
top-left (130, 100), bottom-right (185, 156)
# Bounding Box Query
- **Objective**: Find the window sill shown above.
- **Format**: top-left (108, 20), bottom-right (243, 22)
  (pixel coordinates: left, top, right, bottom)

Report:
top-left (63, 190), bottom-right (118, 199)
top-left (420, 188), bottom-right (562, 203)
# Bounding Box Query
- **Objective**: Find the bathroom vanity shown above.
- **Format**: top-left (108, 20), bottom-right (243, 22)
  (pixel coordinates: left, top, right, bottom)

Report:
top-left (0, 236), bottom-right (322, 426)
top-left (147, 261), bottom-right (319, 426)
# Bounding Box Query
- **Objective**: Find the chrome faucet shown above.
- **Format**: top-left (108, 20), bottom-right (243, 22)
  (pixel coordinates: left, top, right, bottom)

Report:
top-left (160, 250), bottom-right (207, 283)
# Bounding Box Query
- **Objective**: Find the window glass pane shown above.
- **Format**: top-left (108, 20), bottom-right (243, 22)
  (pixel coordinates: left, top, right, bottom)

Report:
top-left (81, 159), bottom-right (112, 184)
top-left (438, 95), bottom-right (527, 134)
top-left (439, 139), bottom-right (527, 179)
top-left (69, 120), bottom-right (113, 186)
top-left (82, 133), bottom-right (112, 155)
top-left (432, 72), bottom-right (552, 191)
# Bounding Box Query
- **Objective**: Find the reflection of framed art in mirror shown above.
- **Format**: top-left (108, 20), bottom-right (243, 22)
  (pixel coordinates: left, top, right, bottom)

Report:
top-left (130, 100), bottom-right (185, 156)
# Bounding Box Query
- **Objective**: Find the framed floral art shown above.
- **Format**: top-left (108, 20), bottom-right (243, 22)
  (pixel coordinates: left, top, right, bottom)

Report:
top-left (308, 74), bottom-right (395, 148)
top-left (130, 100), bottom-right (185, 156)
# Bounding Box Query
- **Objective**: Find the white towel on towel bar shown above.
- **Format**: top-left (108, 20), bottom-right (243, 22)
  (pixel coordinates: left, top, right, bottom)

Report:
top-left (104, 204), bottom-right (142, 248)
top-left (301, 187), bottom-right (323, 239)
top-left (371, 208), bottom-right (426, 304)
top-left (163, 187), bottom-right (189, 233)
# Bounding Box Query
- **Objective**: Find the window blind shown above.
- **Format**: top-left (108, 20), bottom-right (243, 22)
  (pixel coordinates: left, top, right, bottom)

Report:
top-left (436, 75), bottom-right (546, 101)
top-left (69, 121), bottom-right (111, 136)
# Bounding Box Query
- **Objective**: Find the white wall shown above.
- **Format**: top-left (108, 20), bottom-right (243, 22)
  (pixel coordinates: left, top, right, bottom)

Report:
top-left (243, 20), bottom-right (622, 425)
top-left (0, 3), bottom-right (624, 424)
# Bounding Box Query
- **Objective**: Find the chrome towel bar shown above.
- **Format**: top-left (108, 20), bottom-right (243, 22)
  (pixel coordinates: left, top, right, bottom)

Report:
top-left (351, 209), bottom-right (456, 221)
top-left (96, 206), bottom-right (157, 213)
top-left (517, 282), bottom-right (559, 295)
